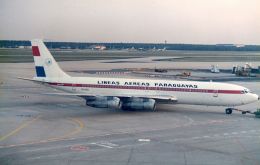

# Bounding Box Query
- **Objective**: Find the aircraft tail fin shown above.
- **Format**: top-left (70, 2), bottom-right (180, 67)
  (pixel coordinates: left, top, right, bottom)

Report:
top-left (31, 39), bottom-right (70, 78)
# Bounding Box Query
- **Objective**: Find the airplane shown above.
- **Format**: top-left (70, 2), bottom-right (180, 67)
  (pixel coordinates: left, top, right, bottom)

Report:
top-left (19, 39), bottom-right (259, 114)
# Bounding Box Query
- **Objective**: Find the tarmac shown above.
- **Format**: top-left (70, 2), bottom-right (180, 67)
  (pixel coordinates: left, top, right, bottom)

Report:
top-left (0, 55), bottom-right (260, 165)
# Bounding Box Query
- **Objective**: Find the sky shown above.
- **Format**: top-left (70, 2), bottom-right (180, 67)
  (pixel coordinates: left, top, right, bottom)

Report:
top-left (0, 0), bottom-right (260, 44)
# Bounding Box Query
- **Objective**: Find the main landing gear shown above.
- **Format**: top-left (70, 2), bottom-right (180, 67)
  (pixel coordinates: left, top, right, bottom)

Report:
top-left (225, 108), bottom-right (233, 114)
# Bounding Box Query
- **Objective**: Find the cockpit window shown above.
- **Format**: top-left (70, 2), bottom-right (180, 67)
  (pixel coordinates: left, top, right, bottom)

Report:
top-left (242, 89), bottom-right (250, 94)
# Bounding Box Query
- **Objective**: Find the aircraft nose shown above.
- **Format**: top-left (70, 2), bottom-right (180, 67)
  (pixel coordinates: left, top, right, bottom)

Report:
top-left (246, 93), bottom-right (259, 104)
top-left (252, 94), bottom-right (259, 102)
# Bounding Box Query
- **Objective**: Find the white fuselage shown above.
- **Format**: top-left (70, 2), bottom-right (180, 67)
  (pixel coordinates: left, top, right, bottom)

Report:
top-left (38, 76), bottom-right (259, 106)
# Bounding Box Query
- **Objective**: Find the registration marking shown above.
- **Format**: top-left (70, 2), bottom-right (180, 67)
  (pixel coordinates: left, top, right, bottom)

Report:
top-left (138, 139), bottom-right (151, 142)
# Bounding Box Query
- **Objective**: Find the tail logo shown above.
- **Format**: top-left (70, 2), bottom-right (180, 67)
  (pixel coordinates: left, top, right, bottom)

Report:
top-left (45, 58), bottom-right (52, 66)
top-left (32, 46), bottom-right (40, 56)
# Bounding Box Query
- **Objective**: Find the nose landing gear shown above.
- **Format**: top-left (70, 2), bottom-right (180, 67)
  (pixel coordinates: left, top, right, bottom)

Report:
top-left (225, 108), bottom-right (258, 116)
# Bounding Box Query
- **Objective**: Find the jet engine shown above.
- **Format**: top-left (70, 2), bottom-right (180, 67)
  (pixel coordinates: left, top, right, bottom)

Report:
top-left (121, 98), bottom-right (156, 111)
top-left (85, 96), bottom-right (121, 109)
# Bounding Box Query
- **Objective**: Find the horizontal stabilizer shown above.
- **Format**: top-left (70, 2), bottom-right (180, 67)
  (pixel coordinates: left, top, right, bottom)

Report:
top-left (17, 77), bottom-right (45, 83)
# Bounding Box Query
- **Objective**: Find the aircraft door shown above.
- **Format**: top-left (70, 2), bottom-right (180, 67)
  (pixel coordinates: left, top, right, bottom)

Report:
top-left (210, 82), bottom-right (219, 98)
top-left (72, 83), bottom-right (77, 92)
top-left (213, 90), bottom-right (218, 97)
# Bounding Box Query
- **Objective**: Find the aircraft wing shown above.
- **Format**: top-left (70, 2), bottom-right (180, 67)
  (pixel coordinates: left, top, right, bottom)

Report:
top-left (18, 77), bottom-right (178, 103)
top-left (43, 92), bottom-right (178, 103)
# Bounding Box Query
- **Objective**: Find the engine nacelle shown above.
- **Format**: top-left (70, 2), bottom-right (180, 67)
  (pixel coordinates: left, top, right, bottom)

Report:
top-left (85, 96), bottom-right (121, 109)
top-left (121, 98), bottom-right (156, 111)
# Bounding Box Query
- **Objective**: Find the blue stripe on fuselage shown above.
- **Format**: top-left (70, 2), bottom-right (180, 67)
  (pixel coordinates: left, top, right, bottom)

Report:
top-left (35, 66), bottom-right (46, 77)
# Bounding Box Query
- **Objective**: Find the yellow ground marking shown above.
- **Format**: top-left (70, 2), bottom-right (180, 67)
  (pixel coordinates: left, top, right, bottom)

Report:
top-left (45, 117), bottom-right (84, 141)
top-left (0, 115), bottom-right (41, 142)
top-left (0, 117), bottom-right (85, 148)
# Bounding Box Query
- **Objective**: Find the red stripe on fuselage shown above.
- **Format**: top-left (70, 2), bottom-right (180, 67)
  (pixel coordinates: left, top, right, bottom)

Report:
top-left (47, 82), bottom-right (242, 94)
top-left (32, 46), bottom-right (40, 56)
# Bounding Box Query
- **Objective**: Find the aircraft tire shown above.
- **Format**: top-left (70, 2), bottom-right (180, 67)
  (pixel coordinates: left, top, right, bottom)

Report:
top-left (225, 108), bottom-right (232, 114)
